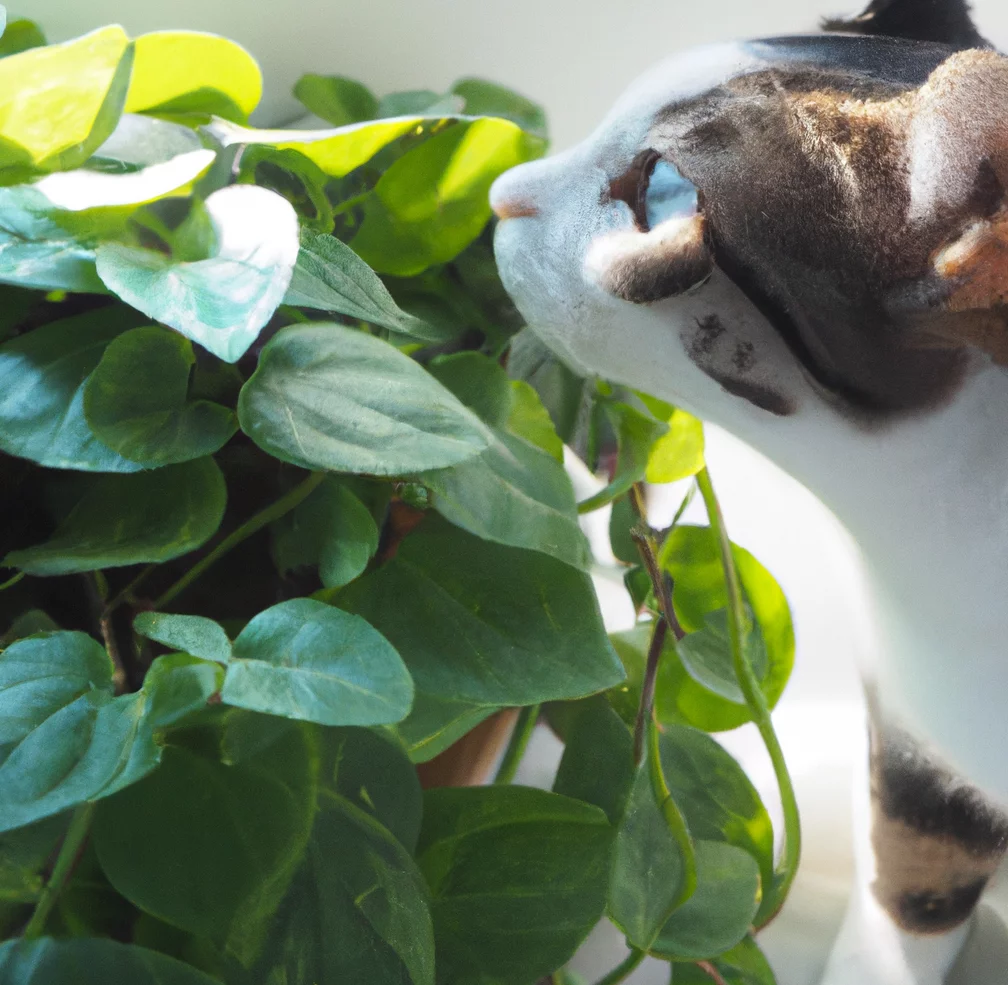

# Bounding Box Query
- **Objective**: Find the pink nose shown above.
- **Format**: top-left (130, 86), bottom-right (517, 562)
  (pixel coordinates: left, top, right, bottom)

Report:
top-left (490, 172), bottom-right (539, 220)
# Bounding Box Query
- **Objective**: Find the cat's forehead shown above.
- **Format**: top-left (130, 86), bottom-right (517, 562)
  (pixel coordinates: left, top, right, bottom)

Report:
top-left (596, 34), bottom-right (954, 155)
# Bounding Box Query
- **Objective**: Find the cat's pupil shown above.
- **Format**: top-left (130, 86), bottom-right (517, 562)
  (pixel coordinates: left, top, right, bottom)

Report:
top-left (644, 159), bottom-right (698, 231)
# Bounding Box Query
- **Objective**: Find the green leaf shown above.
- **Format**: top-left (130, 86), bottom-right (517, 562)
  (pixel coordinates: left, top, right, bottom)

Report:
top-left (125, 31), bottom-right (262, 121)
top-left (450, 78), bottom-right (548, 139)
top-left (83, 325), bottom-right (237, 466)
top-left (318, 726), bottom-right (422, 851)
top-left (207, 115), bottom-right (442, 179)
top-left (0, 938), bottom-right (223, 984)
top-left (133, 612), bottom-right (233, 665)
top-left (508, 380), bottom-right (563, 461)
top-left (271, 477), bottom-right (379, 589)
top-left (283, 228), bottom-right (444, 342)
top-left (0, 631), bottom-right (112, 745)
top-left (658, 724), bottom-right (774, 919)
top-left (0, 305), bottom-right (149, 471)
top-left (0, 27), bottom-right (133, 175)
top-left (351, 119), bottom-right (546, 276)
top-left (140, 653), bottom-right (224, 730)
top-left (377, 90), bottom-right (461, 117)
top-left (220, 598), bottom-right (413, 726)
top-left (0, 185), bottom-right (106, 292)
top-left (671, 937), bottom-right (776, 985)
top-left (394, 693), bottom-right (495, 764)
top-left (608, 752), bottom-right (687, 950)
top-left (645, 405), bottom-right (705, 484)
top-left (553, 696), bottom-right (634, 824)
top-left (293, 74), bottom-right (378, 126)
top-left (416, 786), bottom-right (612, 985)
top-left (656, 525), bottom-right (795, 731)
top-left (92, 717), bottom-right (317, 964)
top-left (338, 517), bottom-right (624, 707)
top-left (0, 816), bottom-right (65, 906)
top-left (4, 458), bottom-right (227, 576)
top-left (676, 607), bottom-right (767, 705)
top-left (96, 185), bottom-right (300, 363)
top-left (311, 794), bottom-right (434, 985)
top-left (426, 351), bottom-right (513, 427)
top-left (92, 114), bottom-right (205, 169)
top-left (421, 428), bottom-right (591, 570)
top-left (650, 841), bottom-right (761, 960)
top-left (0, 18), bottom-right (46, 59)
top-left (578, 400), bottom-right (667, 513)
top-left (237, 322), bottom-right (492, 475)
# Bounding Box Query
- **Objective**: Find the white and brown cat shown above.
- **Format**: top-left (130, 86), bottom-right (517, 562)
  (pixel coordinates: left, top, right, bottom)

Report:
top-left (491, 1), bottom-right (1008, 981)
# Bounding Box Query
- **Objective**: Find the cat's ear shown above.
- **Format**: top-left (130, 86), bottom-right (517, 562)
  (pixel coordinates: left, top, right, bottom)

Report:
top-left (823, 0), bottom-right (990, 50)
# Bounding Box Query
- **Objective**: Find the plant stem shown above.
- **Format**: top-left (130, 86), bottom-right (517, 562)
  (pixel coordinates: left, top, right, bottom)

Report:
top-left (695, 961), bottom-right (730, 985)
top-left (632, 615), bottom-right (667, 764)
top-left (493, 704), bottom-right (540, 784)
top-left (22, 803), bottom-right (94, 939)
top-left (104, 565), bottom-right (156, 615)
top-left (694, 467), bottom-right (801, 924)
top-left (153, 471), bottom-right (325, 610)
top-left (647, 716), bottom-right (697, 914)
top-left (593, 948), bottom-right (646, 985)
top-left (0, 571), bottom-right (24, 592)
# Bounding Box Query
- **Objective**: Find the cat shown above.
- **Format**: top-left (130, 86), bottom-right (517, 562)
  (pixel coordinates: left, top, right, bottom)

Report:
top-left (490, 1), bottom-right (1008, 982)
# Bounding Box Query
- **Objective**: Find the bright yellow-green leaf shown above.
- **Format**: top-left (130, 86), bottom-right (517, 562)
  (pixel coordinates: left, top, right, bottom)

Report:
top-left (125, 31), bottom-right (262, 121)
top-left (208, 116), bottom-right (436, 179)
top-left (0, 26), bottom-right (132, 173)
top-left (645, 407), bottom-right (705, 483)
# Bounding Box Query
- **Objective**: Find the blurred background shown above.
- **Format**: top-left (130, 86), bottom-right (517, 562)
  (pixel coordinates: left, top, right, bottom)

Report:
top-left (26, 0), bottom-right (1008, 980)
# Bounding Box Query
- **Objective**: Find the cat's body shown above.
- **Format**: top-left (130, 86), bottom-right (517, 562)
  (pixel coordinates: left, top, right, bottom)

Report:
top-left (490, 2), bottom-right (1008, 981)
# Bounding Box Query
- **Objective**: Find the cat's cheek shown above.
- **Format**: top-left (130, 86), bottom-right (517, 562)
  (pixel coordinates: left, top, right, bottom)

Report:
top-left (583, 212), bottom-right (712, 304)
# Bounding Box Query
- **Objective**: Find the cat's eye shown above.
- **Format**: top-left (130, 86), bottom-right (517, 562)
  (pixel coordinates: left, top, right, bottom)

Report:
top-left (608, 149), bottom-right (697, 233)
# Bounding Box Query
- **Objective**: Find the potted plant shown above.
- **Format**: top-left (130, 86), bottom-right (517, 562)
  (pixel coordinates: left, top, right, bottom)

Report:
top-left (0, 16), bottom-right (798, 985)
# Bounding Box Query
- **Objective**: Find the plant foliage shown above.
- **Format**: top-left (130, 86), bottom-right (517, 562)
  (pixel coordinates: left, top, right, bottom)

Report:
top-left (0, 12), bottom-right (796, 985)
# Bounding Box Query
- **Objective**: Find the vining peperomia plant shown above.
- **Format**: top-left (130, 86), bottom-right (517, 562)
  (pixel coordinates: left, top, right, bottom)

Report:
top-left (0, 10), bottom-right (797, 985)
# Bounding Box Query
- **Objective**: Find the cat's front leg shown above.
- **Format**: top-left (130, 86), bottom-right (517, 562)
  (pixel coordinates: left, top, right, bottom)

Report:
top-left (820, 704), bottom-right (1008, 985)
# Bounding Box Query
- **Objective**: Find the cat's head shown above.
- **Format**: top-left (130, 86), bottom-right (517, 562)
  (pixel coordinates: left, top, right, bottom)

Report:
top-left (491, 33), bottom-right (1008, 444)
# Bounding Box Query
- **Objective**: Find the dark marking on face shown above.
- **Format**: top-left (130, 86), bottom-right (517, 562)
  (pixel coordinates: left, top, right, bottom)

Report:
top-left (607, 149), bottom-right (660, 231)
top-left (689, 313), bottom-right (726, 358)
top-left (867, 712), bottom-right (1008, 935)
top-left (896, 880), bottom-right (987, 934)
top-left (702, 368), bottom-right (796, 417)
top-left (732, 340), bottom-right (756, 372)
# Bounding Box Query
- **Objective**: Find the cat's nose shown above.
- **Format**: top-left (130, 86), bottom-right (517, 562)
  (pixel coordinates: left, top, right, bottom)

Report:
top-left (490, 169), bottom-right (540, 220)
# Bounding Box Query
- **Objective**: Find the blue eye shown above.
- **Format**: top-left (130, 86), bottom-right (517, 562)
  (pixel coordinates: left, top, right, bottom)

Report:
top-left (644, 159), bottom-right (698, 230)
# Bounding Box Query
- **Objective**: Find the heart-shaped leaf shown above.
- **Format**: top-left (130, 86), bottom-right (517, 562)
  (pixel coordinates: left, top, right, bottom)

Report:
top-left (96, 185), bottom-right (300, 363)
top-left (83, 325), bottom-right (237, 466)
top-left (221, 598), bottom-right (413, 726)
top-left (292, 74), bottom-right (378, 126)
top-left (237, 322), bottom-right (491, 475)
top-left (133, 612), bottom-right (233, 665)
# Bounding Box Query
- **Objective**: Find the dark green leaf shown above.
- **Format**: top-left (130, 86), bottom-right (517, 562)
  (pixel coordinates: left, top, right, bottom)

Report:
top-left (376, 90), bottom-right (460, 117)
top-left (133, 612), bottom-right (233, 665)
top-left (221, 598), bottom-right (413, 726)
top-left (676, 607), bottom-right (767, 705)
top-left (0, 938), bottom-right (222, 985)
top-left (0, 816), bottom-right (65, 906)
top-left (351, 119), bottom-right (546, 276)
top-left (93, 717), bottom-right (316, 963)
top-left (671, 937), bottom-right (776, 985)
top-left (609, 494), bottom-right (639, 565)
top-left (4, 458), bottom-right (227, 576)
top-left (421, 429), bottom-right (591, 570)
top-left (427, 351), bottom-right (513, 427)
top-left (553, 696), bottom-right (634, 824)
top-left (271, 478), bottom-right (379, 589)
top-left (237, 322), bottom-right (492, 475)
top-left (96, 185), bottom-right (300, 363)
top-left (293, 74), bottom-right (378, 126)
top-left (607, 755), bottom-right (687, 950)
top-left (310, 793), bottom-right (434, 985)
top-left (284, 228), bottom-right (447, 342)
top-left (416, 786), bottom-right (612, 985)
top-left (658, 724), bottom-right (774, 918)
top-left (578, 400), bottom-right (667, 513)
top-left (0, 27), bottom-right (133, 176)
top-left (0, 18), bottom-right (46, 59)
top-left (0, 306), bottom-right (147, 472)
top-left (141, 653), bottom-right (224, 730)
top-left (318, 726), bottom-right (422, 851)
top-left (339, 517), bottom-right (623, 706)
top-left (83, 325), bottom-right (237, 466)
top-left (450, 78), bottom-right (548, 139)
top-left (394, 693), bottom-right (496, 764)
top-left (0, 610), bottom-right (60, 648)
top-left (650, 841), bottom-right (761, 960)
